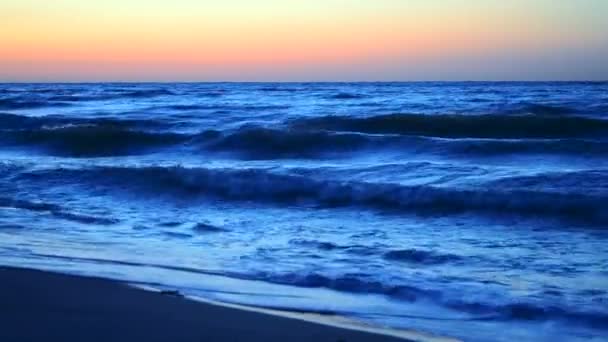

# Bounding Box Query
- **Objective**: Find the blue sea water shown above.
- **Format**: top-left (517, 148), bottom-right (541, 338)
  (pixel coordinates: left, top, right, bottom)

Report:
top-left (0, 82), bottom-right (607, 341)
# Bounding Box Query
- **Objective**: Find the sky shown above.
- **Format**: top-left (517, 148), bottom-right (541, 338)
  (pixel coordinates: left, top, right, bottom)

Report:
top-left (1, 0), bottom-right (607, 82)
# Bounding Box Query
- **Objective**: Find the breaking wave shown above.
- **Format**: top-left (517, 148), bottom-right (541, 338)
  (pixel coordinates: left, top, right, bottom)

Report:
top-left (14, 166), bottom-right (608, 224)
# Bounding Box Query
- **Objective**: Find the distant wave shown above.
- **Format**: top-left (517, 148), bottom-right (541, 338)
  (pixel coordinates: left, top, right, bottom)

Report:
top-left (46, 91), bottom-right (178, 102)
top-left (0, 112), bottom-right (169, 130)
top-left (489, 103), bottom-right (581, 116)
top-left (14, 166), bottom-right (608, 224)
top-left (119, 88), bottom-right (175, 98)
top-left (91, 88), bottom-right (176, 100)
top-left (158, 103), bottom-right (290, 111)
top-left (0, 98), bottom-right (72, 110)
top-left (500, 102), bottom-right (608, 116)
top-left (0, 88), bottom-right (175, 106)
top-left (258, 86), bottom-right (300, 93)
top-left (161, 104), bottom-right (214, 111)
top-left (46, 95), bottom-right (121, 102)
top-left (329, 93), bottom-right (367, 100)
top-left (292, 113), bottom-right (608, 138)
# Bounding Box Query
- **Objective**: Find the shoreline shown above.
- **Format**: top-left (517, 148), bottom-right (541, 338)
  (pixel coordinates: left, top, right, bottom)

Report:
top-left (0, 266), bottom-right (450, 342)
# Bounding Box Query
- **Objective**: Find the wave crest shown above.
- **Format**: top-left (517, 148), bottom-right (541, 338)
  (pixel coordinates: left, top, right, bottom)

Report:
top-left (2, 125), bottom-right (187, 157)
top-left (292, 114), bottom-right (608, 138)
top-left (201, 127), bottom-right (377, 158)
top-left (16, 166), bottom-right (608, 224)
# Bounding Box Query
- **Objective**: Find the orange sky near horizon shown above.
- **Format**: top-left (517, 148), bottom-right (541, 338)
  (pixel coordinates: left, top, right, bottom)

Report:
top-left (1, 0), bottom-right (607, 81)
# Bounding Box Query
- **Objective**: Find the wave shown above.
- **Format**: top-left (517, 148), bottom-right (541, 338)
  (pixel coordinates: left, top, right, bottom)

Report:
top-left (0, 196), bottom-right (61, 212)
top-left (0, 196), bottom-right (118, 225)
top-left (119, 89), bottom-right (175, 98)
top-left (501, 102), bottom-right (608, 116)
top-left (0, 98), bottom-right (72, 110)
top-left (488, 102), bottom-right (580, 116)
top-left (205, 129), bottom-right (605, 160)
top-left (0, 163), bottom-right (24, 179)
top-left (0, 112), bottom-right (51, 129)
top-left (329, 93), bottom-right (367, 100)
top-left (258, 86), bottom-right (300, 93)
top-left (488, 170), bottom-right (608, 196)
top-left (15, 166), bottom-right (608, 224)
top-left (0, 115), bottom-right (382, 158)
top-left (433, 138), bottom-right (608, 157)
top-left (2, 124), bottom-right (607, 160)
top-left (192, 222), bottom-right (228, 233)
top-left (161, 104), bottom-right (214, 110)
top-left (288, 239), bottom-right (381, 255)
top-left (288, 240), bottom-right (465, 264)
top-left (0, 112), bottom-right (169, 130)
top-left (1, 125), bottom-right (188, 157)
top-left (292, 113), bottom-right (608, 138)
top-left (516, 103), bottom-right (576, 116)
top-left (41, 90), bottom-right (176, 102)
top-left (445, 300), bottom-right (608, 328)
top-left (383, 249), bottom-right (463, 265)
top-left (0, 89), bottom-right (175, 106)
top-left (287, 239), bottom-right (461, 264)
top-left (252, 270), bottom-right (608, 327)
top-left (50, 211), bottom-right (120, 225)
top-left (4, 113), bottom-right (606, 159)
top-left (258, 272), bottom-right (433, 300)
top-left (24, 250), bottom-right (607, 329)
top-left (200, 127), bottom-right (381, 158)
top-left (151, 103), bottom-right (290, 113)
top-left (46, 95), bottom-right (121, 102)
top-left (0, 123), bottom-right (381, 158)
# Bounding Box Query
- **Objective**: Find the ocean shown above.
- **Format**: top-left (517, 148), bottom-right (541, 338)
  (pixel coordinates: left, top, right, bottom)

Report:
top-left (0, 82), bottom-right (606, 341)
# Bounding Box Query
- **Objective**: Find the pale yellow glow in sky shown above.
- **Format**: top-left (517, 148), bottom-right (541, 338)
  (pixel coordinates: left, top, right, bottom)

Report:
top-left (1, 0), bottom-right (607, 81)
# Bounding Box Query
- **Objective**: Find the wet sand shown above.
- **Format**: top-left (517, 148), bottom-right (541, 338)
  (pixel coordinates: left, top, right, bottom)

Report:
top-left (0, 266), bottom-right (411, 342)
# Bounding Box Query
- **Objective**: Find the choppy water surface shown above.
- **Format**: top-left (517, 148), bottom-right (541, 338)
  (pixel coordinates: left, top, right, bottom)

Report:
top-left (0, 82), bottom-right (607, 341)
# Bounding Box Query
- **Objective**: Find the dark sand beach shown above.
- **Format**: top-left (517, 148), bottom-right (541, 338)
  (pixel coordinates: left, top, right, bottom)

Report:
top-left (0, 267), bottom-right (409, 342)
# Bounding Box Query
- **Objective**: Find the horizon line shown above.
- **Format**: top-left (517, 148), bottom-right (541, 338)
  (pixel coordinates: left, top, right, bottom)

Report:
top-left (1, 80), bottom-right (606, 84)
